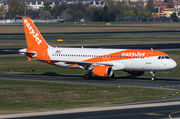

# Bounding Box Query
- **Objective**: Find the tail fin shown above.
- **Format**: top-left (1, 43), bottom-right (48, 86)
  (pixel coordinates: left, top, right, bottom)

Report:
top-left (22, 17), bottom-right (50, 49)
top-left (22, 17), bottom-right (50, 61)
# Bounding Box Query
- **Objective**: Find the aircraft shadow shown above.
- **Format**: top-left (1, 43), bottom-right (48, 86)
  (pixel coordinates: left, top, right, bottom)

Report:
top-left (9, 72), bottom-right (180, 82)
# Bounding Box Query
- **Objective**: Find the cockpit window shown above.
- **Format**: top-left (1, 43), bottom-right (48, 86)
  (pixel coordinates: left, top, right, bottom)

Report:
top-left (158, 56), bottom-right (170, 59)
top-left (165, 56), bottom-right (170, 59)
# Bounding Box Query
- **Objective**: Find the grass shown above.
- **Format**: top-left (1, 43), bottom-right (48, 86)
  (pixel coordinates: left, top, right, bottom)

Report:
top-left (0, 79), bottom-right (178, 111)
top-left (0, 56), bottom-right (85, 74)
top-left (0, 51), bottom-right (179, 78)
top-left (1, 40), bottom-right (180, 48)
top-left (1, 22), bottom-right (180, 33)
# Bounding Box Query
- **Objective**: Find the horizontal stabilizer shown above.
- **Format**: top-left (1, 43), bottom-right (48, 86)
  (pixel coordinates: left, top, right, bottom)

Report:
top-left (19, 48), bottom-right (36, 57)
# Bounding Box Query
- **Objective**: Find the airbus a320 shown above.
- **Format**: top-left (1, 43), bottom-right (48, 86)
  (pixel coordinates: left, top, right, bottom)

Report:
top-left (19, 17), bottom-right (177, 81)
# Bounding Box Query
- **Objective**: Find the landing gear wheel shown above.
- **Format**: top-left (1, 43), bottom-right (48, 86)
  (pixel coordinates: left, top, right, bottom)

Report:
top-left (88, 74), bottom-right (92, 79)
top-left (150, 71), bottom-right (156, 81)
top-left (84, 74), bottom-right (92, 79)
top-left (151, 76), bottom-right (156, 81)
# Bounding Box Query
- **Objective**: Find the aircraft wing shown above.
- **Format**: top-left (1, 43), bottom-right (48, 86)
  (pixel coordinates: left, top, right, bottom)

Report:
top-left (37, 59), bottom-right (114, 66)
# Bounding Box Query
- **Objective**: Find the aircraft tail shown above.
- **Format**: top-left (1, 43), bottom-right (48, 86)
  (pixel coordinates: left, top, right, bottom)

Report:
top-left (21, 17), bottom-right (51, 61)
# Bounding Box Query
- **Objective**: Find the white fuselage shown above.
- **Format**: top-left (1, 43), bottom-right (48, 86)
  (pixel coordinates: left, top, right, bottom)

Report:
top-left (47, 47), bottom-right (177, 71)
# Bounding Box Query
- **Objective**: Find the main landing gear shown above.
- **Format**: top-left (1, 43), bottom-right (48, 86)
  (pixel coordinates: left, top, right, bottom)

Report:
top-left (84, 74), bottom-right (92, 79)
top-left (150, 71), bottom-right (156, 81)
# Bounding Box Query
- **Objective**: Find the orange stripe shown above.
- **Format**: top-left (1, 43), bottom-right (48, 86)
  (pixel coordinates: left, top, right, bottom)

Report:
top-left (83, 50), bottom-right (167, 63)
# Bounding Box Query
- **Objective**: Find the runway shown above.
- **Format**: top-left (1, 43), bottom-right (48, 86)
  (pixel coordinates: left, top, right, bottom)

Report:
top-left (1, 30), bottom-right (180, 36)
top-left (3, 104), bottom-right (180, 119)
top-left (0, 37), bottom-right (180, 41)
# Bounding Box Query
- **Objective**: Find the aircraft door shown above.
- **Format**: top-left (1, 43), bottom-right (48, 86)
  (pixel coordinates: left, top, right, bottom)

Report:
top-left (146, 52), bottom-right (153, 64)
top-left (43, 49), bottom-right (49, 59)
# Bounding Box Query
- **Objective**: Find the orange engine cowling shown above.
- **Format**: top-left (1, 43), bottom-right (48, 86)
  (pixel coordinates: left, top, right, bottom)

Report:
top-left (127, 71), bottom-right (145, 76)
top-left (92, 66), bottom-right (113, 77)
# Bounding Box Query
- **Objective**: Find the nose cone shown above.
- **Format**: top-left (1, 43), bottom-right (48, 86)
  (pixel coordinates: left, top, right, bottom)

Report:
top-left (169, 59), bottom-right (177, 69)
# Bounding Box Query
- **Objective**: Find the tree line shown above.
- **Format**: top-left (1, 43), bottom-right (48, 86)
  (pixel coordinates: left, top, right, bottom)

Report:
top-left (1, 0), bottom-right (177, 21)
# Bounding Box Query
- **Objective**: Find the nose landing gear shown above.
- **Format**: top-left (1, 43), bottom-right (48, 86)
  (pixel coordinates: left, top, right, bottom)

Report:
top-left (150, 71), bottom-right (156, 81)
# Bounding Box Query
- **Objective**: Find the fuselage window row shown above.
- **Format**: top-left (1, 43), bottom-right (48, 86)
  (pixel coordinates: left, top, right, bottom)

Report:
top-left (52, 54), bottom-right (145, 59)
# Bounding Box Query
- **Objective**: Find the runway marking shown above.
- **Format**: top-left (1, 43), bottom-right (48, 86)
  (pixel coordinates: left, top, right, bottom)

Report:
top-left (169, 111), bottom-right (180, 119)
top-left (145, 113), bottom-right (164, 116)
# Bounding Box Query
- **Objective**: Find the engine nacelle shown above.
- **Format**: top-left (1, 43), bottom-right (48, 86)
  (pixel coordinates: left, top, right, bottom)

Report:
top-left (92, 66), bottom-right (113, 77)
top-left (126, 71), bottom-right (146, 76)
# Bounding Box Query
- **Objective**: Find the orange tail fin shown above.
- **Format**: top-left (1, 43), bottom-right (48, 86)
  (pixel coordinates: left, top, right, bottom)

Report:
top-left (22, 17), bottom-right (50, 49)
top-left (22, 17), bottom-right (50, 60)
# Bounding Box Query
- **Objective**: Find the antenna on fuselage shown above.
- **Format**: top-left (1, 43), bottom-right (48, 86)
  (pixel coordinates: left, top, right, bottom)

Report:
top-left (81, 46), bottom-right (84, 48)
top-left (151, 48), bottom-right (153, 50)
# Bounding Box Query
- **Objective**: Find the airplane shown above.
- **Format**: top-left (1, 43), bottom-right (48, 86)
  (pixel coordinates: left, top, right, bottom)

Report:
top-left (19, 17), bottom-right (177, 81)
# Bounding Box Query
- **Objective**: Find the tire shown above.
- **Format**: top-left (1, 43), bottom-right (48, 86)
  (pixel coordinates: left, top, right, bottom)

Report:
top-left (84, 74), bottom-right (92, 79)
top-left (84, 74), bottom-right (89, 79)
top-left (151, 77), bottom-right (156, 81)
top-left (88, 74), bottom-right (92, 79)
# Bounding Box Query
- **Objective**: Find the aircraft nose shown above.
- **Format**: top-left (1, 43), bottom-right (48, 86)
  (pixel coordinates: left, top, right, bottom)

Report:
top-left (169, 60), bottom-right (177, 69)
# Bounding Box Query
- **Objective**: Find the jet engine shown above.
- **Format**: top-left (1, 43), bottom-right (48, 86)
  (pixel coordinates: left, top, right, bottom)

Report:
top-left (92, 66), bottom-right (113, 77)
top-left (126, 71), bottom-right (146, 76)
